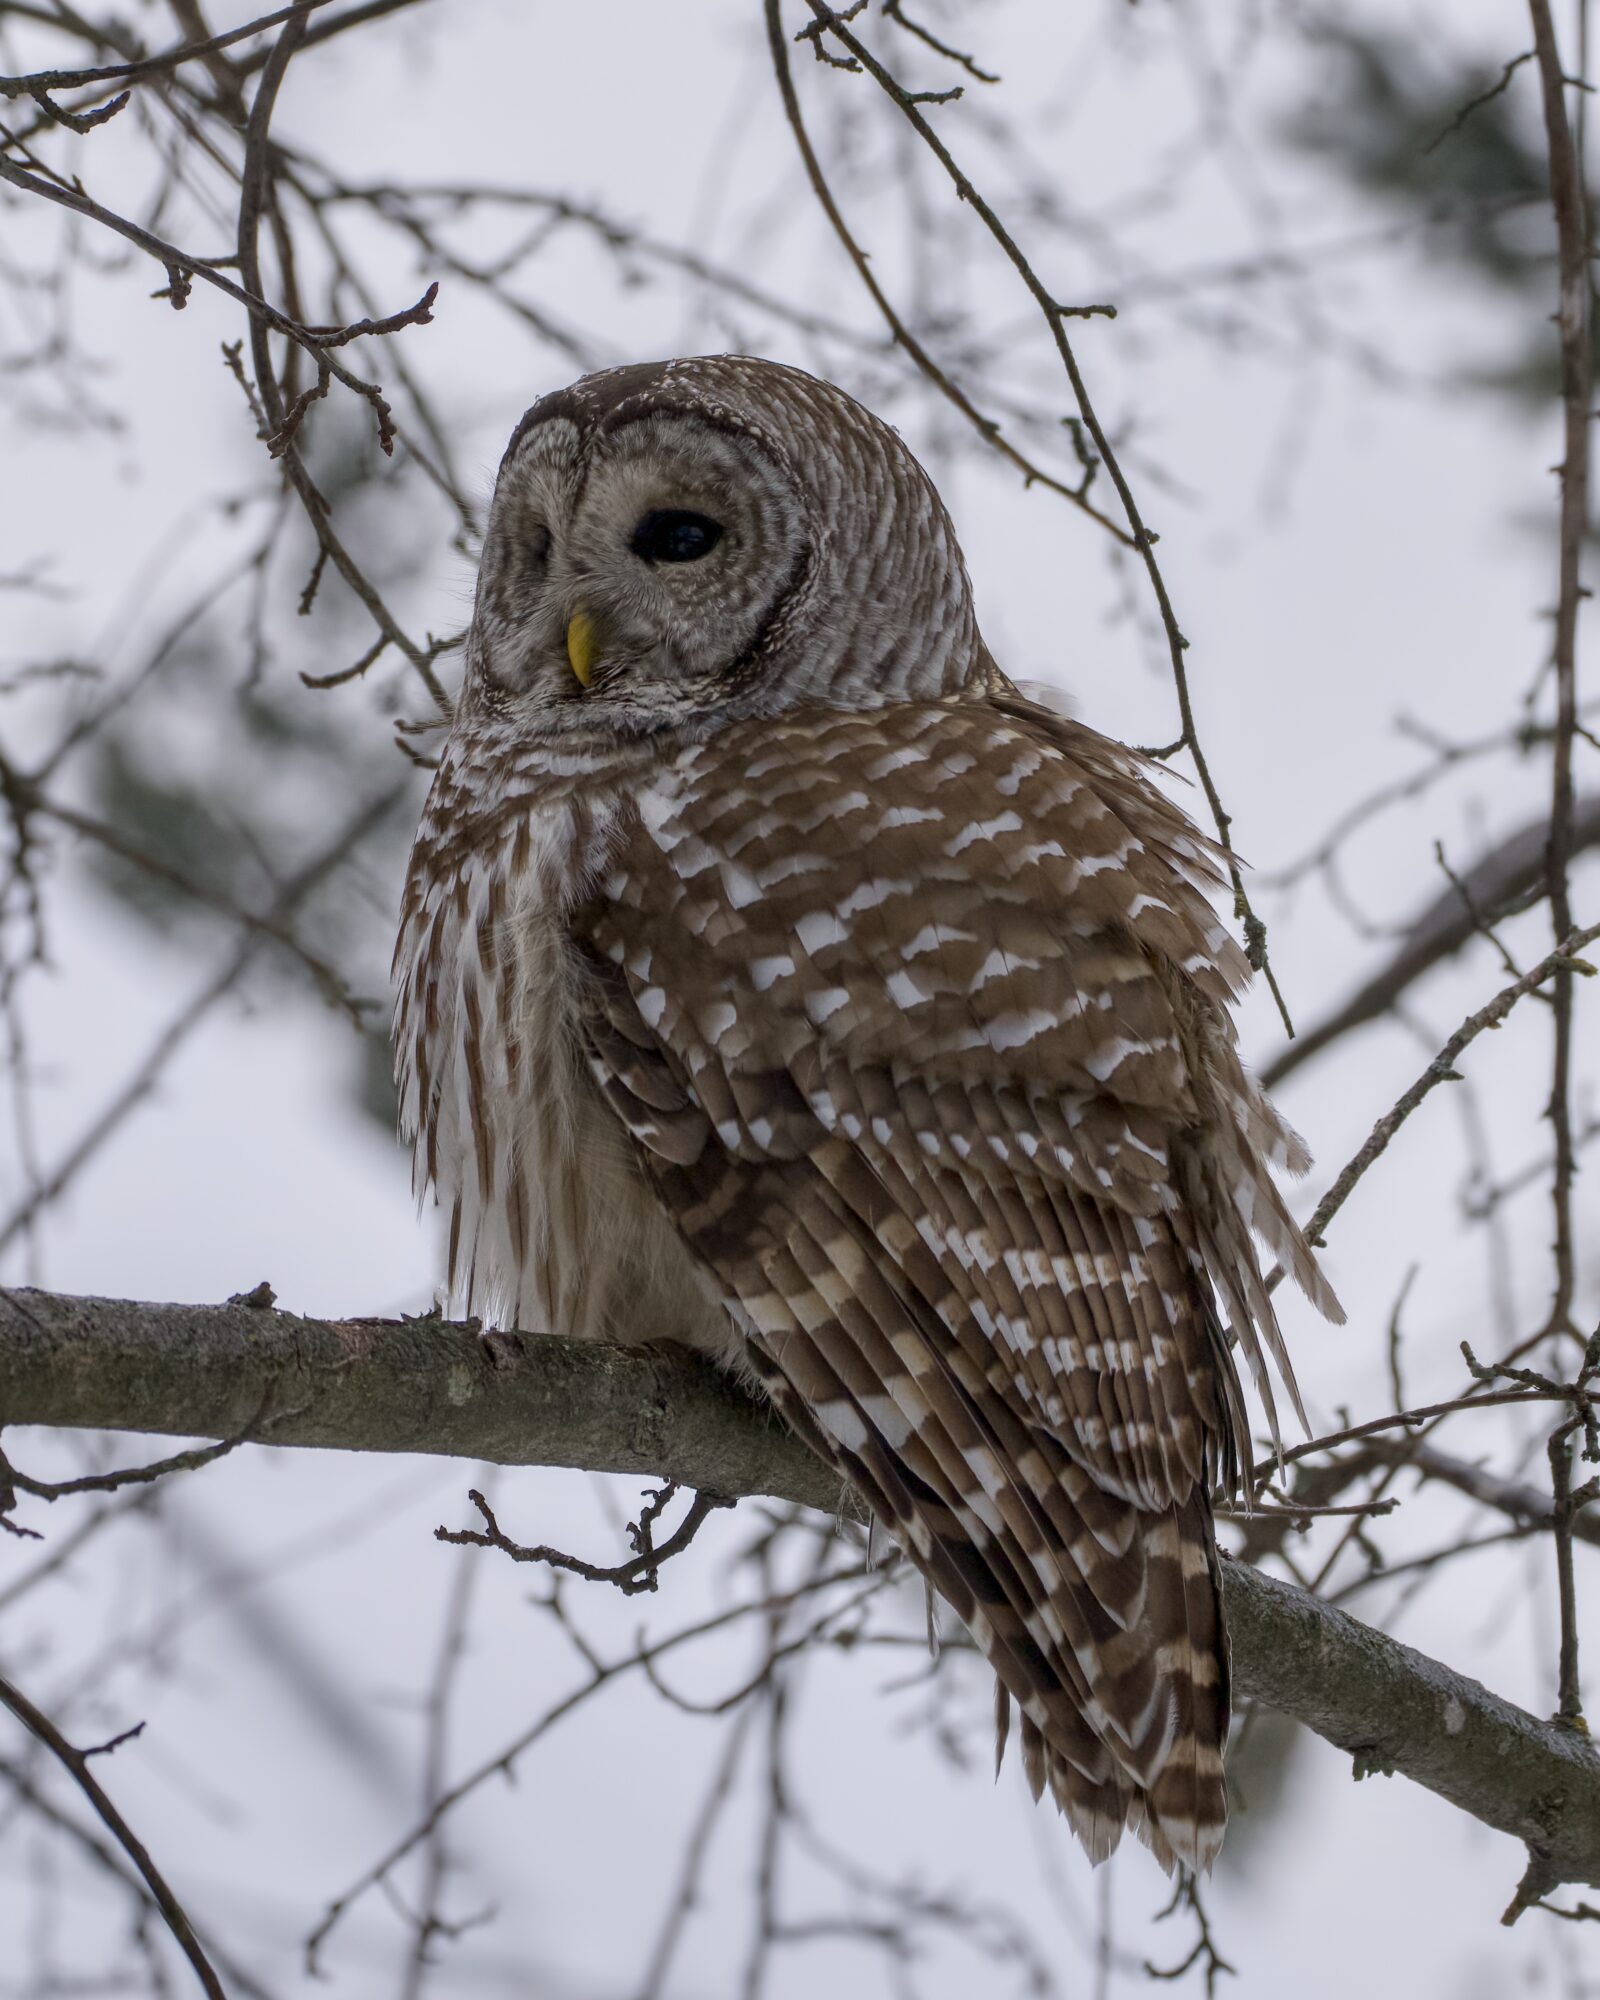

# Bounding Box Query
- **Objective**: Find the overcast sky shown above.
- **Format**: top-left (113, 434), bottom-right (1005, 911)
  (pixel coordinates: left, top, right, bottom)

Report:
top-left (2, 3), bottom-right (1596, 1996)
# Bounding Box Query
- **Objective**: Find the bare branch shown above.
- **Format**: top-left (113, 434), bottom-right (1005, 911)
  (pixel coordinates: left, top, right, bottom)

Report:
top-left (3, 1283), bottom-right (1600, 1896)
top-left (1263, 796), bottom-right (1600, 1091)
top-left (0, 1671), bottom-right (226, 1997)
top-left (0, 0), bottom-right (337, 97)
top-left (762, 1), bottom-right (1134, 544)
top-left (1353, 1436), bottom-right (1600, 1549)
top-left (1423, 50), bottom-right (1536, 155)
top-left (0, 782), bottom-right (408, 1258)
top-left (1301, 922), bottom-right (1600, 1250)
top-left (435, 1480), bottom-right (735, 1596)
top-left (1528, 0), bottom-right (1591, 1344)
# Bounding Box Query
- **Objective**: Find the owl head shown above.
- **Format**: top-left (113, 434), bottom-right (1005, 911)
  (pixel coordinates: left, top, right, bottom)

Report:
top-left (464, 355), bottom-right (986, 734)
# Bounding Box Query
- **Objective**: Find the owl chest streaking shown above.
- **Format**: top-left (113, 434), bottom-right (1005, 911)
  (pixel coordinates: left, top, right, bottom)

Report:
top-left (393, 354), bottom-right (1341, 1875)
top-left (395, 723), bottom-right (725, 1357)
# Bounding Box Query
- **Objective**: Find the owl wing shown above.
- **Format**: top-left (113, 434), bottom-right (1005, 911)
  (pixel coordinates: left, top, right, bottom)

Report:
top-left (571, 693), bottom-right (1338, 1870)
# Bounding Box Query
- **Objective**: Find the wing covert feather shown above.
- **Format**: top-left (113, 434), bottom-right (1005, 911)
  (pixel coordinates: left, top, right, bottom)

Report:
top-left (571, 692), bottom-right (1332, 1872)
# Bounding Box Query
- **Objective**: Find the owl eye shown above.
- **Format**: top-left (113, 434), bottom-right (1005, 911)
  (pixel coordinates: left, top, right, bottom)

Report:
top-left (630, 509), bottom-right (724, 564)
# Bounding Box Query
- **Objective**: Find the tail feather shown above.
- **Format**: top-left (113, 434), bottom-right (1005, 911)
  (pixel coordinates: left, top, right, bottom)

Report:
top-left (754, 1295), bottom-right (1230, 1873)
top-left (998, 1492), bottom-right (1229, 1874)
top-left (1020, 1711), bottom-right (1140, 1864)
top-left (676, 1148), bottom-right (1240, 1879)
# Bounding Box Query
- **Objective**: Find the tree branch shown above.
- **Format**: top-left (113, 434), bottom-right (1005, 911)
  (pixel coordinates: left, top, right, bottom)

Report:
top-left (1300, 922), bottom-right (1600, 1250)
top-left (0, 1672), bottom-right (226, 1998)
top-left (0, 1285), bottom-right (841, 1508)
top-left (2, 1284), bottom-right (1598, 1897)
top-left (1263, 795), bottom-right (1600, 1091)
top-left (1350, 1435), bottom-right (1600, 1549)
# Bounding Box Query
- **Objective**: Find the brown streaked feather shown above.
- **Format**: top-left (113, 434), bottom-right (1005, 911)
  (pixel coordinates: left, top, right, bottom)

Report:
top-left (636, 1115), bottom-right (1229, 1868)
top-left (397, 357), bottom-right (1341, 1876)
top-left (400, 672), bottom-right (1336, 1872)
top-left (584, 697), bottom-right (1336, 1477)
top-left (561, 692), bottom-right (1339, 1871)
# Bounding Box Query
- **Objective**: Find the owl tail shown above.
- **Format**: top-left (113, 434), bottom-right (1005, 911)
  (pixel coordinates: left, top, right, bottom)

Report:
top-left (753, 1327), bottom-right (1231, 1875)
top-left (998, 1490), bottom-right (1230, 1874)
top-left (897, 1423), bottom-right (1231, 1874)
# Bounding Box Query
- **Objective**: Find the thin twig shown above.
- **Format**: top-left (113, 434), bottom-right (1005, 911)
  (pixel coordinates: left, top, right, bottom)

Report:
top-left (1300, 923), bottom-right (1600, 1250)
top-left (762, 0), bottom-right (1134, 544)
top-left (0, 1674), bottom-right (226, 1998)
top-left (1528, 0), bottom-right (1591, 1346)
top-left (0, 0), bottom-right (335, 96)
top-left (436, 1482), bottom-right (734, 1597)
top-left (1423, 50), bottom-right (1536, 154)
top-left (1548, 1418), bottom-right (1589, 1724)
top-left (0, 784), bottom-right (406, 1256)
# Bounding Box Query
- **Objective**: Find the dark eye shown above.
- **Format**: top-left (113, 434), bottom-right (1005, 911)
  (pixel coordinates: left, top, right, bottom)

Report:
top-left (629, 509), bottom-right (724, 564)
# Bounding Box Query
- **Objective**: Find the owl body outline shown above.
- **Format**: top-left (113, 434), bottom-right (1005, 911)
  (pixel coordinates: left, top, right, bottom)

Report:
top-left (394, 354), bottom-right (1340, 1871)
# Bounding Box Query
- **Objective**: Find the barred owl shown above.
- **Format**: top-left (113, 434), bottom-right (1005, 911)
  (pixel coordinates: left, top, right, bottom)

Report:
top-left (394, 355), bottom-right (1340, 1872)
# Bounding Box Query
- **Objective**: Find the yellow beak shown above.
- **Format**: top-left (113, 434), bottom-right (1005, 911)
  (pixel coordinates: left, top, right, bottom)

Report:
top-left (565, 609), bottom-right (598, 689)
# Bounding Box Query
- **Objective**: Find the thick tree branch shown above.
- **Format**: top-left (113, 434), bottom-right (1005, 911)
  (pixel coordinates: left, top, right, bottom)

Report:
top-left (2, 1284), bottom-right (1598, 1897)
top-left (0, 1285), bottom-right (842, 1509)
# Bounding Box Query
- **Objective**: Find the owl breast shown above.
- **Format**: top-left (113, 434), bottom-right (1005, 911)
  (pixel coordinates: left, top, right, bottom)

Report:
top-left (393, 733), bottom-right (727, 1357)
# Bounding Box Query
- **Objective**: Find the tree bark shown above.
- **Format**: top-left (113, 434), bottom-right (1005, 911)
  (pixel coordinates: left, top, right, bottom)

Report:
top-left (2, 1283), bottom-right (1597, 1900)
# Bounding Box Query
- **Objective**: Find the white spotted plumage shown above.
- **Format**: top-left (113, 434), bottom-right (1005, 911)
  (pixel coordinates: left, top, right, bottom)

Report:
top-left (394, 354), bottom-right (1342, 1874)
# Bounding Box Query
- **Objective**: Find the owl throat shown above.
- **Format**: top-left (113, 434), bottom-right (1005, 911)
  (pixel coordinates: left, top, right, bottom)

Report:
top-left (393, 723), bottom-right (727, 1356)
